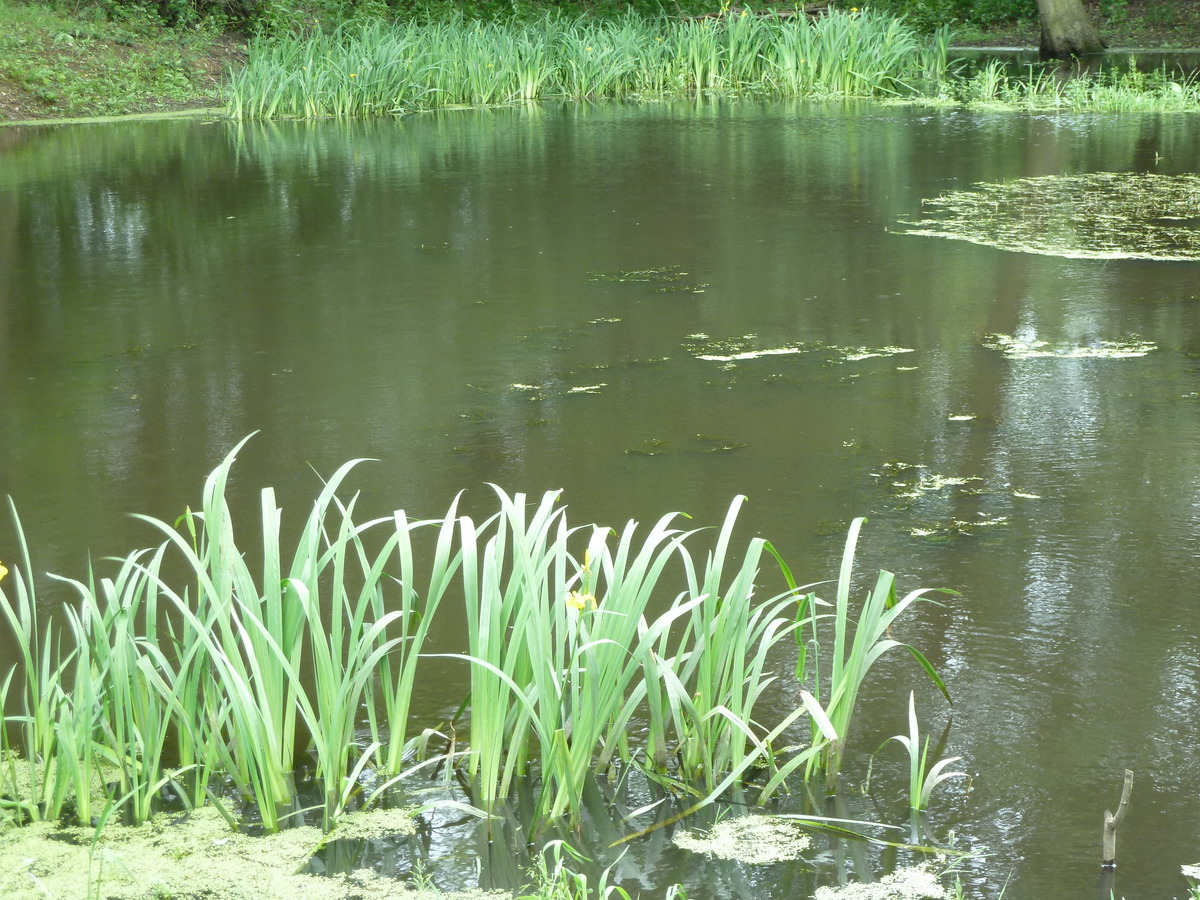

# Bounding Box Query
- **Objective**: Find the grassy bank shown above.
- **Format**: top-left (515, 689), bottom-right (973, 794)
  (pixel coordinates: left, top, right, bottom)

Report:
top-left (1, 0), bottom-right (1198, 123)
top-left (0, 0), bottom-right (240, 121)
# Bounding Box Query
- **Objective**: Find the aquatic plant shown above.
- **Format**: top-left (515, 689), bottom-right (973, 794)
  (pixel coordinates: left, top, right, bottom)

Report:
top-left (226, 11), bottom-right (949, 119)
top-left (0, 502), bottom-right (64, 824)
top-left (950, 59), bottom-right (1200, 113)
top-left (813, 863), bottom-right (949, 899)
top-left (1183, 863), bottom-right (1200, 899)
top-left (782, 518), bottom-right (951, 783)
top-left (673, 814), bottom-right (812, 864)
top-left (901, 173), bottom-right (1200, 262)
top-left (444, 489), bottom-right (809, 824)
top-left (871, 692), bottom-right (967, 812)
top-left (517, 840), bottom-right (689, 900)
top-left (1, 439), bottom-right (952, 838)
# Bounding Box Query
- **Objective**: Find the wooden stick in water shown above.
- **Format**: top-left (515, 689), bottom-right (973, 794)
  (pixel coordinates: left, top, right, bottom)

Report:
top-left (1102, 769), bottom-right (1134, 869)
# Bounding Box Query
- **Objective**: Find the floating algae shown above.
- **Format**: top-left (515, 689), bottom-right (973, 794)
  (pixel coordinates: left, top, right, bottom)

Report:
top-left (909, 513), bottom-right (1009, 541)
top-left (685, 333), bottom-right (809, 363)
top-left (898, 173), bottom-right (1200, 261)
top-left (875, 462), bottom-right (984, 502)
top-left (590, 265), bottom-right (708, 293)
top-left (686, 334), bottom-right (913, 366)
top-left (982, 333), bottom-right (1157, 359)
top-left (697, 345), bottom-right (810, 362)
top-left (506, 381), bottom-right (607, 398)
top-left (0, 805), bottom-right (499, 900)
top-left (673, 815), bottom-right (811, 865)
top-left (813, 864), bottom-right (948, 899)
top-left (832, 346), bottom-right (915, 363)
top-left (626, 434), bottom-right (746, 456)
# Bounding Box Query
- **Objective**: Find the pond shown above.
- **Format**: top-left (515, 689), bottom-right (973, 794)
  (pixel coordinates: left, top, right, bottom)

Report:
top-left (2, 100), bottom-right (1200, 899)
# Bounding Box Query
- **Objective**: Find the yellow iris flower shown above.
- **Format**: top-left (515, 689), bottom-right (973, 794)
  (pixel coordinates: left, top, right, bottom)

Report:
top-left (0, 561), bottom-right (8, 583)
top-left (565, 591), bottom-right (597, 611)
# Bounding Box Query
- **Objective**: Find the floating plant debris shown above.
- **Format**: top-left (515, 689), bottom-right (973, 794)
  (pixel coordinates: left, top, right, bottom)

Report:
top-left (697, 346), bottom-right (810, 362)
top-left (891, 473), bottom-right (983, 500)
top-left (673, 815), bottom-right (811, 865)
top-left (590, 265), bottom-right (707, 293)
top-left (686, 334), bottom-right (916, 367)
top-left (899, 173), bottom-right (1200, 261)
top-left (983, 333), bottom-right (1157, 359)
top-left (0, 805), bottom-right (494, 900)
top-left (626, 435), bottom-right (746, 456)
top-left (910, 514), bottom-right (1008, 540)
top-left (813, 864), bottom-right (948, 899)
top-left (507, 381), bottom-right (607, 397)
top-left (833, 346), bottom-right (915, 363)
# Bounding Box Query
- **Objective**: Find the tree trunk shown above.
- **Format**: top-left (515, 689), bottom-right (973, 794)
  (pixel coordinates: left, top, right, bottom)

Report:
top-left (1036, 0), bottom-right (1106, 58)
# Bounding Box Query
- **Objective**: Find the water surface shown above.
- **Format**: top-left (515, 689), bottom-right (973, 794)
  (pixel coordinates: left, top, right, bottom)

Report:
top-left (2, 101), bottom-right (1199, 898)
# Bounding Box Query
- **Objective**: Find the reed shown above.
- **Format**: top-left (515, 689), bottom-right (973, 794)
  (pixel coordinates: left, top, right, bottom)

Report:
top-left (225, 11), bottom-right (948, 118)
top-left (518, 840), bottom-right (689, 900)
top-left (767, 518), bottom-right (952, 786)
top-left (1, 440), bottom-right (952, 837)
top-left (871, 692), bottom-right (967, 812)
top-left (0, 501), bottom-right (63, 822)
top-left (54, 553), bottom-right (182, 827)
top-left (954, 59), bottom-right (1200, 111)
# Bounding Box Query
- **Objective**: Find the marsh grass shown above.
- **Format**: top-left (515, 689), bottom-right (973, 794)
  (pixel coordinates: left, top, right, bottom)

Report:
top-left (774, 518), bottom-right (952, 785)
top-left (226, 10), bottom-right (948, 118)
top-left (949, 58), bottom-right (1200, 111)
top-left (868, 692), bottom-right (967, 813)
top-left (224, 12), bottom-right (1200, 120)
top-left (1, 439), bottom-right (951, 838)
top-left (517, 840), bottom-right (690, 900)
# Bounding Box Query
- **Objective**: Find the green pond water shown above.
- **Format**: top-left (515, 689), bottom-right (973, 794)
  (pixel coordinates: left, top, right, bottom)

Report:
top-left (2, 100), bottom-right (1200, 899)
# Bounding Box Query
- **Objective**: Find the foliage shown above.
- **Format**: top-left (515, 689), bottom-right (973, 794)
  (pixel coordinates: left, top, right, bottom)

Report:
top-left (943, 57), bottom-right (1200, 111)
top-left (860, 0), bottom-right (1036, 31)
top-left (516, 841), bottom-right (688, 900)
top-left (869, 692), bottom-right (967, 812)
top-left (0, 1), bottom-right (223, 118)
top-left (225, 10), bottom-right (949, 118)
top-left (778, 517), bottom-right (952, 784)
top-left (0, 436), bottom-right (951, 836)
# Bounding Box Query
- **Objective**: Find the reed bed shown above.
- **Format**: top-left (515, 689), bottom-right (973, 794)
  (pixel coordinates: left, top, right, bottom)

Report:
top-left (1, 439), bottom-right (949, 836)
top-left (948, 58), bottom-right (1200, 111)
top-left (225, 10), bottom-right (948, 118)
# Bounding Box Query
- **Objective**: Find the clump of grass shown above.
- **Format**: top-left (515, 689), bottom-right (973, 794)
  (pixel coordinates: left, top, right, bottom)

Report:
top-left (869, 692), bottom-right (967, 812)
top-left (948, 58), bottom-right (1200, 111)
top-left (226, 10), bottom-right (949, 118)
top-left (1, 436), bottom-right (951, 836)
top-left (774, 517), bottom-right (952, 786)
top-left (517, 840), bottom-right (689, 900)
